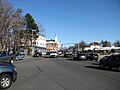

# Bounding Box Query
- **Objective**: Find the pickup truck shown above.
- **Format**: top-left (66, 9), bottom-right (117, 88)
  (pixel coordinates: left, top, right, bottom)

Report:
top-left (0, 63), bottom-right (17, 89)
top-left (0, 51), bottom-right (16, 63)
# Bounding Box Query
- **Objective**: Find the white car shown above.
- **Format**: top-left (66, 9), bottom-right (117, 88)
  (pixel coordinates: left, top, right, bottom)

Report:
top-left (50, 51), bottom-right (58, 58)
top-left (44, 51), bottom-right (58, 58)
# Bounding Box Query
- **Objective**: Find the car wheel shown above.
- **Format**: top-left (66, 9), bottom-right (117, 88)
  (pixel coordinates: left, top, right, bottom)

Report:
top-left (73, 57), bottom-right (76, 60)
top-left (95, 59), bottom-right (98, 61)
top-left (0, 74), bottom-right (12, 89)
top-left (99, 63), bottom-right (105, 69)
top-left (78, 55), bottom-right (81, 60)
top-left (117, 66), bottom-right (120, 71)
top-left (15, 57), bottom-right (18, 61)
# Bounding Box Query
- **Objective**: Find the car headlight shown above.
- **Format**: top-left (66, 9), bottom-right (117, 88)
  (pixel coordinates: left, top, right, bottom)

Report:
top-left (10, 60), bottom-right (14, 64)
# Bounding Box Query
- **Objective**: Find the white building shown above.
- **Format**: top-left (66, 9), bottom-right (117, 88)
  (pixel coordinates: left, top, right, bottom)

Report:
top-left (84, 42), bottom-right (101, 50)
top-left (34, 35), bottom-right (46, 55)
top-left (84, 42), bottom-right (120, 51)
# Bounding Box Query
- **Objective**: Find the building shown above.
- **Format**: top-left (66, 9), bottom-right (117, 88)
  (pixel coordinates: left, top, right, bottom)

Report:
top-left (46, 35), bottom-right (59, 51)
top-left (34, 35), bottom-right (46, 55)
top-left (84, 42), bottom-right (120, 52)
top-left (85, 42), bottom-right (101, 50)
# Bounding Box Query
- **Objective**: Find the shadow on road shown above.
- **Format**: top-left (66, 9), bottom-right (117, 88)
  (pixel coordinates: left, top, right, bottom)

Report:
top-left (91, 62), bottom-right (99, 65)
top-left (66, 58), bottom-right (83, 62)
top-left (85, 65), bottom-right (119, 72)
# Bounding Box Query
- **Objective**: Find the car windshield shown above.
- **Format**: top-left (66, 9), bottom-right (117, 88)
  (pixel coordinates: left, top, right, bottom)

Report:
top-left (50, 51), bottom-right (57, 53)
top-left (46, 52), bottom-right (50, 55)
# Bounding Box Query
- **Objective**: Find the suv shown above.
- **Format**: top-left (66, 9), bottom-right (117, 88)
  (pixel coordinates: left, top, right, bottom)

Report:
top-left (99, 54), bottom-right (120, 71)
top-left (0, 63), bottom-right (17, 89)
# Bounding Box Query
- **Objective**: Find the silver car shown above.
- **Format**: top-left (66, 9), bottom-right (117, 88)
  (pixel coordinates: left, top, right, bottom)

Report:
top-left (16, 54), bottom-right (24, 60)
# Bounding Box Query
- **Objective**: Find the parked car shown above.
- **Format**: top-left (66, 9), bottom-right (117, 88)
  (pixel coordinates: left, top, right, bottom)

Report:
top-left (0, 63), bottom-right (17, 89)
top-left (99, 54), bottom-right (120, 71)
top-left (0, 51), bottom-right (15, 64)
top-left (16, 54), bottom-right (24, 60)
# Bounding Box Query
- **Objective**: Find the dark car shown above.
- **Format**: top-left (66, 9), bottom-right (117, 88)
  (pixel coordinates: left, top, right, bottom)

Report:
top-left (0, 63), bottom-right (17, 89)
top-left (86, 53), bottom-right (99, 61)
top-left (99, 55), bottom-right (120, 71)
top-left (0, 51), bottom-right (16, 63)
top-left (33, 52), bottom-right (42, 57)
top-left (73, 51), bottom-right (98, 61)
top-left (77, 53), bottom-right (87, 60)
top-left (64, 51), bottom-right (72, 58)
top-left (33, 49), bottom-right (42, 57)
top-left (73, 51), bottom-right (87, 60)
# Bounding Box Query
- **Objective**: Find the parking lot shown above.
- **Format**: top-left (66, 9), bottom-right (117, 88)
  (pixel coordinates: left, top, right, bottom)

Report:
top-left (9, 57), bottom-right (120, 90)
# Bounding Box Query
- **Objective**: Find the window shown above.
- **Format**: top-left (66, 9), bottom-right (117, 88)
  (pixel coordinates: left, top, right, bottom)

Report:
top-left (36, 42), bottom-right (38, 45)
top-left (108, 56), bottom-right (112, 61)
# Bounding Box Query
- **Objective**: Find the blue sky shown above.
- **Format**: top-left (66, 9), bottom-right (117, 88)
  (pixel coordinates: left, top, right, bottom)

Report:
top-left (9, 0), bottom-right (120, 46)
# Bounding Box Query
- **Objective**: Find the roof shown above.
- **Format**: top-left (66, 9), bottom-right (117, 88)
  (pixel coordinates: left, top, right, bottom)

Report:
top-left (46, 39), bottom-right (55, 42)
top-left (90, 42), bottom-right (100, 45)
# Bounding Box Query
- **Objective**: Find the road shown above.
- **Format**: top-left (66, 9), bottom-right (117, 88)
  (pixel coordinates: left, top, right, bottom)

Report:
top-left (9, 57), bottom-right (120, 90)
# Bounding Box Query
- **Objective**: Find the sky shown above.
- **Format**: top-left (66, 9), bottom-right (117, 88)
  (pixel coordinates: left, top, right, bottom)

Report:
top-left (9, 0), bottom-right (120, 46)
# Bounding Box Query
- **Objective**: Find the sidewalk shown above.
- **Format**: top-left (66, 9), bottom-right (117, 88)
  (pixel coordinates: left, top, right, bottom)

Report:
top-left (24, 55), bottom-right (32, 59)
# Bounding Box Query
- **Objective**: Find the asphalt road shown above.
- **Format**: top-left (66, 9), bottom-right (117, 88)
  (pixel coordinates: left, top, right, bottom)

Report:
top-left (9, 57), bottom-right (120, 90)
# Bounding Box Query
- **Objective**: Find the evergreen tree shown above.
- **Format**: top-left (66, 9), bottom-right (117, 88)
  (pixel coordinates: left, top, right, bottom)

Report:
top-left (24, 13), bottom-right (39, 46)
top-left (100, 40), bottom-right (111, 47)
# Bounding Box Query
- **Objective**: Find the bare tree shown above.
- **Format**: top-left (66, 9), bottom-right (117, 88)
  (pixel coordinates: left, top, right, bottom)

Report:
top-left (79, 41), bottom-right (87, 51)
top-left (0, 0), bottom-right (14, 51)
top-left (0, 0), bottom-right (45, 55)
top-left (113, 40), bottom-right (120, 47)
top-left (0, 0), bottom-right (23, 52)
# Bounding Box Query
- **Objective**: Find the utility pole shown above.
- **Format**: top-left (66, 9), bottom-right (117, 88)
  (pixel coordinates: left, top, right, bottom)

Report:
top-left (31, 30), bottom-right (36, 56)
